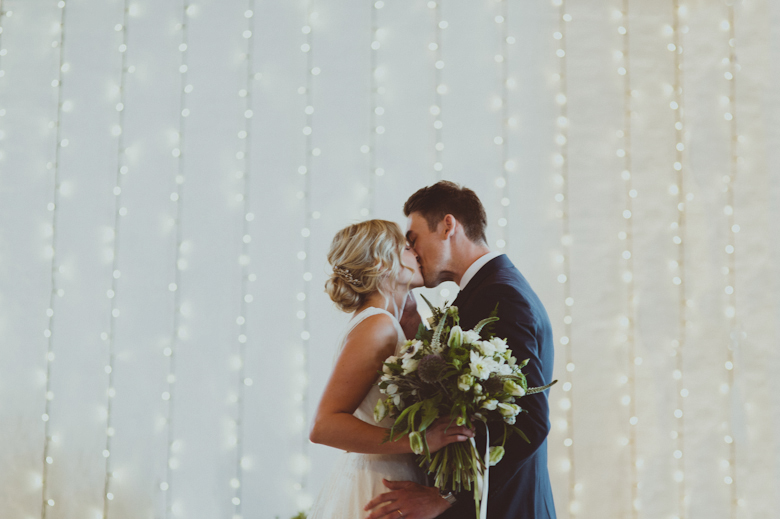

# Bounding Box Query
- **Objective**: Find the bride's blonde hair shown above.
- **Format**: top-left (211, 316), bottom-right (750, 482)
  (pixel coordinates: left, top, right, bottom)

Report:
top-left (324, 219), bottom-right (414, 313)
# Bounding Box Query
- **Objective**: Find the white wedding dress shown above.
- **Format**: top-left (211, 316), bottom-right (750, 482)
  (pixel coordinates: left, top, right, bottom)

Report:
top-left (308, 307), bottom-right (426, 519)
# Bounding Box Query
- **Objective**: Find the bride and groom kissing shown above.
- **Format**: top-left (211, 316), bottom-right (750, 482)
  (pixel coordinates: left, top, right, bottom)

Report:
top-left (307, 181), bottom-right (556, 519)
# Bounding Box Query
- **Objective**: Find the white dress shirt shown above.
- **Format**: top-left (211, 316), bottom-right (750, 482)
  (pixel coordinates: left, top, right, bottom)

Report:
top-left (458, 251), bottom-right (503, 291)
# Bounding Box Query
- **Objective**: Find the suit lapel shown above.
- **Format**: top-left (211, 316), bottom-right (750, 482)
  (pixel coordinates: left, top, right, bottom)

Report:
top-left (452, 255), bottom-right (510, 311)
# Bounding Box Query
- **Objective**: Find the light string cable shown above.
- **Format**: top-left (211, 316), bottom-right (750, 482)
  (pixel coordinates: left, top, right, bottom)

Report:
top-left (230, 3), bottom-right (258, 518)
top-left (0, 2), bottom-right (9, 147)
top-left (428, 0), bottom-right (444, 180)
top-left (101, 1), bottom-right (131, 516)
top-left (494, 0), bottom-right (509, 252)
top-left (161, 2), bottom-right (191, 517)
top-left (40, 1), bottom-right (67, 517)
top-left (366, 0), bottom-right (384, 217)
top-left (722, 2), bottom-right (739, 515)
top-left (296, 0), bottom-right (316, 508)
top-left (616, 2), bottom-right (639, 517)
top-left (552, 0), bottom-right (577, 515)
top-left (667, 3), bottom-right (688, 518)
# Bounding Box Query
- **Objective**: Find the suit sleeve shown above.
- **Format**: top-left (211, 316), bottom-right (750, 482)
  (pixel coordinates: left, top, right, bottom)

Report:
top-left (477, 284), bottom-right (551, 464)
top-left (437, 284), bottom-right (552, 519)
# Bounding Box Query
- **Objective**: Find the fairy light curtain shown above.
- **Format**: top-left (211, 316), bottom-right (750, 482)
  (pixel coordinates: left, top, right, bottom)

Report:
top-left (0, 1), bottom-right (778, 519)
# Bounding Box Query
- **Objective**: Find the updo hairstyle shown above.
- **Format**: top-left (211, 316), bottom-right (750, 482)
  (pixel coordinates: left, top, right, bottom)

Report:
top-left (324, 219), bottom-right (413, 313)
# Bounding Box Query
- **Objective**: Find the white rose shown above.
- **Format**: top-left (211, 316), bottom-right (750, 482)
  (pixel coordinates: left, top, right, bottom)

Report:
top-left (386, 384), bottom-right (398, 395)
top-left (498, 364), bottom-right (513, 376)
top-left (393, 394), bottom-right (404, 409)
top-left (463, 330), bottom-right (481, 345)
top-left (481, 399), bottom-right (498, 411)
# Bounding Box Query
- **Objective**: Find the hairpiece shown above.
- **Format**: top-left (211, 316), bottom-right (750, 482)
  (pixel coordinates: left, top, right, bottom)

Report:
top-left (333, 266), bottom-right (364, 287)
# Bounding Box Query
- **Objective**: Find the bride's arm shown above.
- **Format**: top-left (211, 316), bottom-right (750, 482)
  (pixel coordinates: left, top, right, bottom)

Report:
top-left (309, 314), bottom-right (472, 454)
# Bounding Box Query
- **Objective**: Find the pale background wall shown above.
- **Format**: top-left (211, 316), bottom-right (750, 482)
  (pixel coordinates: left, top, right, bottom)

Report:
top-left (0, 1), bottom-right (778, 519)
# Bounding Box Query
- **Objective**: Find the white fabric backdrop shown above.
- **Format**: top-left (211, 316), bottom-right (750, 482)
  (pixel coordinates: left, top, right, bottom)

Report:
top-left (0, 0), bottom-right (778, 518)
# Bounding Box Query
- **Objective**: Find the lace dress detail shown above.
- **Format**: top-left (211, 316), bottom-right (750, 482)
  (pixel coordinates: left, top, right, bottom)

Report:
top-left (308, 307), bottom-right (426, 519)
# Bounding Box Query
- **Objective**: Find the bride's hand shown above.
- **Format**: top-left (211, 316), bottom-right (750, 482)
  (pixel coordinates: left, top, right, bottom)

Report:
top-left (424, 417), bottom-right (475, 453)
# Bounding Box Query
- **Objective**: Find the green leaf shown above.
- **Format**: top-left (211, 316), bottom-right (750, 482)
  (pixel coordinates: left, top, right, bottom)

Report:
top-left (419, 396), bottom-right (441, 432)
top-left (481, 302), bottom-right (500, 338)
top-left (420, 293), bottom-right (438, 316)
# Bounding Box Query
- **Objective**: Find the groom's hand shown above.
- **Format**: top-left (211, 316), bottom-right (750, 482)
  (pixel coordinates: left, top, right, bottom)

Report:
top-left (399, 292), bottom-right (422, 340)
top-left (364, 479), bottom-right (450, 519)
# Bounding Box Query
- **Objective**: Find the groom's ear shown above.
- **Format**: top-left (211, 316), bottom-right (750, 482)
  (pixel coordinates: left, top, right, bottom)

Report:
top-left (441, 214), bottom-right (457, 239)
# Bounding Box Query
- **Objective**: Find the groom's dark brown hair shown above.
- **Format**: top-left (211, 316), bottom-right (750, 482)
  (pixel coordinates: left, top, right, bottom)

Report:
top-left (403, 181), bottom-right (488, 244)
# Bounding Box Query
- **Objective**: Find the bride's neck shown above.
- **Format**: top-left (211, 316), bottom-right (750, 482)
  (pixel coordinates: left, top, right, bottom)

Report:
top-left (357, 287), bottom-right (407, 319)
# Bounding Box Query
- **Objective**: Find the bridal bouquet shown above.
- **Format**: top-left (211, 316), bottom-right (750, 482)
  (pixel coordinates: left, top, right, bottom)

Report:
top-left (373, 296), bottom-right (555, 515)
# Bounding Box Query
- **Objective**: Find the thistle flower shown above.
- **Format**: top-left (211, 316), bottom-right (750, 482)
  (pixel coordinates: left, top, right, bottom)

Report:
top-left (483, 375), bottom-right (504, 394)
top-left (418, 354), bottom-right (447, 384)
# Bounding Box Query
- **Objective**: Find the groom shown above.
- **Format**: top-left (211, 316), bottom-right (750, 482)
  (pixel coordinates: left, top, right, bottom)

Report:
top-left (365, 181), bottom-right (556, 519)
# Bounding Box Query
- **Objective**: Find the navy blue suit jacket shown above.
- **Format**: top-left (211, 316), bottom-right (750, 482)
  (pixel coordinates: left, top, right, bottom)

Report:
top-left (438, 255), bottom-right (556, 519)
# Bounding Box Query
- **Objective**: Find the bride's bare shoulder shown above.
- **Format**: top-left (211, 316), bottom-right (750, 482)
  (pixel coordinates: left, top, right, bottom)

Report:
top-left (342, 312), bottom-right (399, 357)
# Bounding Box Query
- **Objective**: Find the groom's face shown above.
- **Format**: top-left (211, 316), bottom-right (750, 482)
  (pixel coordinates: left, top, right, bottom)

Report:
top-left (405, 212), bottom-right (449, 288)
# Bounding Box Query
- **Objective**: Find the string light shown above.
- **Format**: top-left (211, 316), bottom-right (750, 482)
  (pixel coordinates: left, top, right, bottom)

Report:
top-left (365, 0), bottom-right (385, 217)
top-left (428, 0), bottom-right (444, 179)
top-left (616, 2), bottom-right (639, 516)
top-left (667, 3), bottom-right (688, 518)
top-left (229, 3), bottom-right (258, 518)
top-left (552, 0), bottom-right (577, 515)
top-left (99, 1), bottom-right (132, 516)
top-left (294, 2), bottom-right (315, 511)
top-left (0, 4), bottom-right (8, 164)
top-left (493, 0), bottom-right (509, 252)
top-left (721, 3), bottom-right (739, 516)
top-left (161, 3), bottom-right (192, 517)
top-left (40, 2), bottom-right (67, 517)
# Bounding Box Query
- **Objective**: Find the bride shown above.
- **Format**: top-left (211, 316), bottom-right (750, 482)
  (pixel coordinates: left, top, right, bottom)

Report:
top-left (308, 219), bottom-right (473, 518)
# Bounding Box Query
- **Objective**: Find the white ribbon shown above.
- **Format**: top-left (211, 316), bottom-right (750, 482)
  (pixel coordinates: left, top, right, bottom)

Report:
top-left (469, 421), bottom-right (490, 519)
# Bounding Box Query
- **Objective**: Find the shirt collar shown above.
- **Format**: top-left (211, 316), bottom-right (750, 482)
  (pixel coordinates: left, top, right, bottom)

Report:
top-left (458, 251), bottom-right (503, 291)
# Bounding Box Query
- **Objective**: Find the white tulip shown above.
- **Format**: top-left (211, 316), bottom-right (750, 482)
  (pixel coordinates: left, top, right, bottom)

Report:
top-left (497, 402), bottom-right (521, 417)
top-left (458, 374), bottom-right (474, 392)
top-left (481, 399), bottom-right (498, 411)
top-left (448, 326), bottom-right (463, 348)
